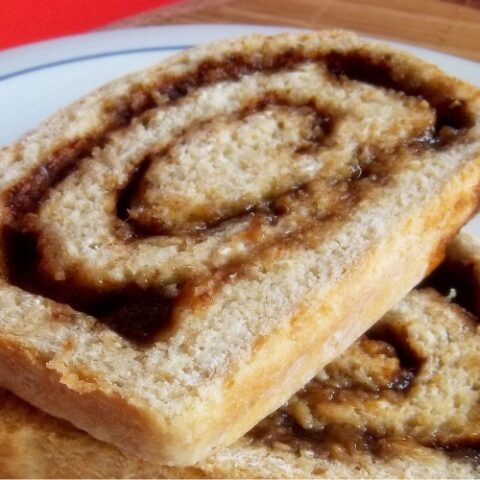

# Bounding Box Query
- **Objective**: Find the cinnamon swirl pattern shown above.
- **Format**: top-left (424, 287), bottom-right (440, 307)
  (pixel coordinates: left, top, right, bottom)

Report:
top-left (0, 36), bottom-right (477, 341)
top-left (0, 31), bottom-right (480, 464)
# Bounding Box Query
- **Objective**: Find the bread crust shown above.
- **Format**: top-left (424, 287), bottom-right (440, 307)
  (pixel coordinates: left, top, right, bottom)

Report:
top-left (0, 30), bottom-right (480, 464)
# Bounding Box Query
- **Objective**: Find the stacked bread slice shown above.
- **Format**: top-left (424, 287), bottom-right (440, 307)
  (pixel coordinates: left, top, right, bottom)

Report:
top-left (2, 233), bottom-right (480, 477)
top-left (1, 30), bottom-right (480, 476)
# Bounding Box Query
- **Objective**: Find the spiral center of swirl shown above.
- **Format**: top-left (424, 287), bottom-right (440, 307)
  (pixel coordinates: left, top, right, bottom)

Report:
top-left (127, 101), bottom-right (332, 235)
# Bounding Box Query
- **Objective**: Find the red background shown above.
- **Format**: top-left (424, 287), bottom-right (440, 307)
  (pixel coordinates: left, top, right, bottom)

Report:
top-left (0, 0), bottom-right (179, 51)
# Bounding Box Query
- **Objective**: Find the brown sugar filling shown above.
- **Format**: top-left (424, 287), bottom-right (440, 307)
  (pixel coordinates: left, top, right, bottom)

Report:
top-left (365, 323), bottom-right (424, 392)
top-left (1, 226), bottom-right (177, 343)
top-left (437, 440), bottom-right (480, 468)
top-left (248, 412), bottom-right (386, 461)
top-left (249, 404), bottom-right (480, 466)
top-left (2, 49), bottom-right (476, 342)
top-left (422, 257), bottom-right (480, 318)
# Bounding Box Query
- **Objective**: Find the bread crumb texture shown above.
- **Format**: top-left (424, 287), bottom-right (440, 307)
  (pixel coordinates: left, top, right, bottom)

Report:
top-left (0, 29), bottom-right (480, 464)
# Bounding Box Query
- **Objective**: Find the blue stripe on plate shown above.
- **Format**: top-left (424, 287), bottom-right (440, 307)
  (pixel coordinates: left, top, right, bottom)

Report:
top-left (0, 45), bottom-right (192, 82)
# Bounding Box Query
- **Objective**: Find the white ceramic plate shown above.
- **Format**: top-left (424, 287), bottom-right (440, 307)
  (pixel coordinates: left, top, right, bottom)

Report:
top-left (0, 24), bottom-right (479, 233)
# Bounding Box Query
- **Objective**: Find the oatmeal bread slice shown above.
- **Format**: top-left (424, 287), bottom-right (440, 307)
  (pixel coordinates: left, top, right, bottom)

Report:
top-left (0, 30), bottom-right (480, 464)
top-left (1, 233), bottom-right (480, 478)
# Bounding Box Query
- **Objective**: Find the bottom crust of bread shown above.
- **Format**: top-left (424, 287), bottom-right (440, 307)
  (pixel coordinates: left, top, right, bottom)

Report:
top-left (1, 234), bottom-right (480, 479)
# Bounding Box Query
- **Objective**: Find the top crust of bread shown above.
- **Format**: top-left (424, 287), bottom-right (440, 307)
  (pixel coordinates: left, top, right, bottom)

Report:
top-left (1, 233), bottom-right (480, 478)
top-left (0, 30), bottom-right (480, 464)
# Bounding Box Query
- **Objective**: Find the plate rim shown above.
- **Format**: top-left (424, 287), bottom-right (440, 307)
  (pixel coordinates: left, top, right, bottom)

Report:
top-left (1, 24), bottom-right (478, 84)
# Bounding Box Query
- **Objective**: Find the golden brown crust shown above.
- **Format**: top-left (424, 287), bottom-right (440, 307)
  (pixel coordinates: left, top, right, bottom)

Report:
top-left (0, 30), bottom-right (480, 464)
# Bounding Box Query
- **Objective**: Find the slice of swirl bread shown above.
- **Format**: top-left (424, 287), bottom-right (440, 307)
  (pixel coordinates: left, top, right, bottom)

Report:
top-left (1, 232), bottom-right (480, 478)
top-left (1, 30), bottom-right (480, 465)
